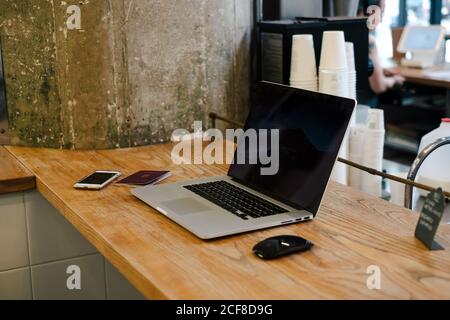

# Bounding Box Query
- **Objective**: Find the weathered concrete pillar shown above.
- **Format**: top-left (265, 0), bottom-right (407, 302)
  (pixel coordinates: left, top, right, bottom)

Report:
top-left (0, 0), bottom-right (252, 149)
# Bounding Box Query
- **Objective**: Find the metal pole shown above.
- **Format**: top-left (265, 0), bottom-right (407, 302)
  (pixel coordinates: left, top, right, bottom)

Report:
top-left (404, 137), bottom-right (450, 209)
top-left (208, 112), bottom-right (450, 208)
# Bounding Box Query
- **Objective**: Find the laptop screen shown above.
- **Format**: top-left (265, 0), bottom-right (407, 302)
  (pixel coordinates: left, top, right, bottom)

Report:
top-left (228, 82), bottom-right (355, 215)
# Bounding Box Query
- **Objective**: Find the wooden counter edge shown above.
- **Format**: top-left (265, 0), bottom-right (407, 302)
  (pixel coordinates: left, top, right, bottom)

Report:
top-left (0, 146), bottom-right (36, 195)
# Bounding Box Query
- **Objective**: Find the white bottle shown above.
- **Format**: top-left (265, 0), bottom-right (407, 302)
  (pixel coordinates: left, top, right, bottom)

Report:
top-left (417, 118), bottom-right (450, 196)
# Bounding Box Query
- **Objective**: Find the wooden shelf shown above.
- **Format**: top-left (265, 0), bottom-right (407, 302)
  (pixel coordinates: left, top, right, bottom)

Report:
top-left (0, 146), bottom-right (35, 194)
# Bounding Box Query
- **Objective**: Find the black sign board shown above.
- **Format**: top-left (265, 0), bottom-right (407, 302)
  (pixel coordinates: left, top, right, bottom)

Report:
top-left (415, 188), bottom-right (445, 251)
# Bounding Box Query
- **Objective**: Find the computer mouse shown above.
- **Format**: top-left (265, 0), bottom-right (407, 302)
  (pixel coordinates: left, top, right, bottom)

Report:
top-left (253, 235), bottom-right (313, 260)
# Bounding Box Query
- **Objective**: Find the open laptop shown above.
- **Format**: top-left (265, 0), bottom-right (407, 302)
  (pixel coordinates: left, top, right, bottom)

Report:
top-left (133, 82), bottom-right (356, 239)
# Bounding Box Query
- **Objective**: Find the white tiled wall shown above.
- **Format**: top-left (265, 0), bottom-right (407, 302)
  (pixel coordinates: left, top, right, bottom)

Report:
top-left (25, 191), bottom-right (97, 265)
top-left (0, 193), bottom-right (29, 271)
top-left (105, 261), bottom-right (145, 300)
top-left (31, 254), bottom-right (106, 300)
top-left (0, 267), bottom-right (32, 300)
top-left (0, 191), bottom-right (145, 300)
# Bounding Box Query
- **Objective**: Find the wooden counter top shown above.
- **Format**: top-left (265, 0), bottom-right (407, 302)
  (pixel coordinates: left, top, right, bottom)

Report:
top-left (0, 146), bottom-right (35, 194)
top-left (386, 63), bottom-right (450, 89)
top-left (6, 143), bottom-right (450, 299)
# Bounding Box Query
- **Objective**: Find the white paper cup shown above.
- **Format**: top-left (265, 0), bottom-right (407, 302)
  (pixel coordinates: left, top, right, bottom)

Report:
top-left (319, 69), bottom-right (348, 97)
top-left (360, 128), bottom-right (385, 198)
top-left (348, 71), bottom-right (357, 99)
top-left (290, 79), bottom-right (317, 83)
top-left (291, 79), bottom-right (317, 86)
top-left (367, 109), bottom-right (385, 130)
top-left (355, 104), bottom-right (370, 124)
top-left (320, 31), bottom-right (348, 71)
top-left (290, 81), bottom-right (317, 86)
top-left (290, 34), bottom-right (317, 81)
top-left (332, 128), bottom-right (350, 185)
top-left (346, 42), bottom-right (356, 71)
top-left (348, 125), bottom-right (366, 189)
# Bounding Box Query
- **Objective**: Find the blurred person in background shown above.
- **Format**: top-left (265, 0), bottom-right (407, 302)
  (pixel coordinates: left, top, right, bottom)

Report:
top-left (358, 0), bottom-right (405, 107)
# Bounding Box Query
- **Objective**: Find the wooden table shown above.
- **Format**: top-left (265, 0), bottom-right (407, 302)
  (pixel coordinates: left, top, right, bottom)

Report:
top-left (5, 143), bottom-right (450, 299)
top-left (391, 64), bottom-right (450, 90)
top-left (0, 146), bottom-right (35, 194)
top-left (386, 63), bottom-right (450, 116)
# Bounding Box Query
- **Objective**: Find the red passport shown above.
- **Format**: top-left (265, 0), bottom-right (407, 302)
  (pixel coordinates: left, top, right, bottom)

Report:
top-left (116, 171), bottom-right (171, 186)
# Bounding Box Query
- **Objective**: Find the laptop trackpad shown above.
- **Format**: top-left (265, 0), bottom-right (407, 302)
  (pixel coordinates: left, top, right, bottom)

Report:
top-left (161, 198), bottom-right (211, 215)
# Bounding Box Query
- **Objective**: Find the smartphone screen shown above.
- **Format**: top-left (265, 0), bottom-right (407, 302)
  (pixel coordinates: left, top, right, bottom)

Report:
top-left (78, 172), bottom-right (118, 185)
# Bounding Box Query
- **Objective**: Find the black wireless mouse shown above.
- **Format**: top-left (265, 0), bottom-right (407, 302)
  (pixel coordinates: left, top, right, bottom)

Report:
top-left (253, 235), bottom-right (313, 260)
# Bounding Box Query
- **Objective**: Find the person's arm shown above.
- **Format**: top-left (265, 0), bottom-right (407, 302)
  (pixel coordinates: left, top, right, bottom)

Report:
top-left (368, 36), bottom-right (405, 94)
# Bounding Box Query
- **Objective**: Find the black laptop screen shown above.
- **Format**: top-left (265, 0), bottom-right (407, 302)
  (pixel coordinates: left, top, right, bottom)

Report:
top-left (228, 82), bottom-right (355, 215)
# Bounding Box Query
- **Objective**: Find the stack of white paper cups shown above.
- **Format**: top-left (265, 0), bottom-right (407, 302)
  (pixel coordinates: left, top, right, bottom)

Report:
top-left (348, 105), bottom-right (370, 189)
top-left (319, 31), bottom-right (349, 97)
top-left (346, 42), bottom-right (357, 100)
top-left (290, 34), bottom-right (318, 92)
top-left (348, 125), bottom-right (366, 189)
top-left (320, 31), bottom-right (349, 185)
top-left (360, 109), bottom-right (385, 198)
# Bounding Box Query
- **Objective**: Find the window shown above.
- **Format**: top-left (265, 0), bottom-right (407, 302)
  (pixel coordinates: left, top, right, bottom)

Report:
top-left (441, 0), bottom-right (450, 62)
top-left (374, 0), bottom-right (401, 59)
top-left (407, 0), bottom-right (431, 25)
top-left (442, 0), bottom-right (450, 30)
top-left (446, 39), bottom-right (450, 62)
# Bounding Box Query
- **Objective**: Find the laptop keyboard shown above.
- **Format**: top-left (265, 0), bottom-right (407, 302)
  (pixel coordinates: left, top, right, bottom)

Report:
top-left (184, 181), bottom-right (288, 220)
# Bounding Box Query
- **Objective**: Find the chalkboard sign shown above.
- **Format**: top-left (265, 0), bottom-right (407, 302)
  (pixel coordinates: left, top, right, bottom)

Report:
top-left (415, 188), bottom-right (445, 251)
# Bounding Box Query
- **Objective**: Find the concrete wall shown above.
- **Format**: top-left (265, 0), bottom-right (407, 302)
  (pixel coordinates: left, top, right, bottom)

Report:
top-left (280, 0), bottom-right (323, 19)
top-left (0, 0), bottom-right (252, 149)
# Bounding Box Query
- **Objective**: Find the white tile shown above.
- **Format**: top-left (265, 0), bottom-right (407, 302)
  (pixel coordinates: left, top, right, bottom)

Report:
top-left (105, 260), bottom-right (145, 300)
top-left (31, 254), bottom-right (106, 300)
top-left (25, 191), bottom-right (97, 265)
top-left (0, 193), bottom-right (29, 271)
top-left (0, 267), bottom-right (32, 300)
